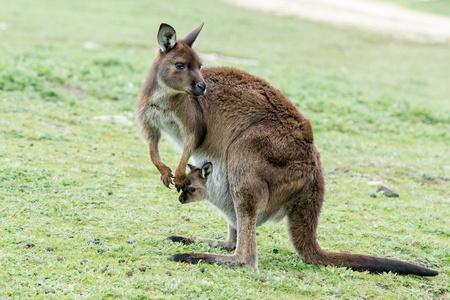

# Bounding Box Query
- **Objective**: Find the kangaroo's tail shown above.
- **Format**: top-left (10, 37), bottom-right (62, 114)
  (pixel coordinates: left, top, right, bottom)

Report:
top-left (307, 248), bottom-right (438, 276)
top-left (287, 177), bottom-right (438, 276)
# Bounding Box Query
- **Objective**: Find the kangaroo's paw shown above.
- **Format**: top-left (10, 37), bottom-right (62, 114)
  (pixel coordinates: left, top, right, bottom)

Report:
top-left (168, 253), bottom-right (249, 268)
top-left (160, 172), bottom-right (174, 188)
top-left (165, 236), bottom-right (196, 245)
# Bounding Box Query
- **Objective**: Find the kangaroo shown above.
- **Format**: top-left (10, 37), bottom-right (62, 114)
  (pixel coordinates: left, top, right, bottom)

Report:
top-left (137, 23), bottom-right (438, 276)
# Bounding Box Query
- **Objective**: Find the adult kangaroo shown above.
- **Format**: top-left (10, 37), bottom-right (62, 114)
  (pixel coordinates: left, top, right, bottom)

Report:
top-left (135, 23), bottom-right (438, 276)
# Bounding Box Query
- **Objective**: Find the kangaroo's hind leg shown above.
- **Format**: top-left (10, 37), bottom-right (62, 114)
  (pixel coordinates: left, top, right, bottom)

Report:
top-left (168, 168), bottom-right (268, 270)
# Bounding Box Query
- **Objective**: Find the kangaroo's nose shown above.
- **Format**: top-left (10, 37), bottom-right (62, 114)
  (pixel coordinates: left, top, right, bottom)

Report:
top-left (196, 81), bottom-right (206, 92)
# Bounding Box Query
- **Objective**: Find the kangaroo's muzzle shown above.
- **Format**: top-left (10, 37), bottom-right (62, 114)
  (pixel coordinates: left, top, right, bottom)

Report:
top-left (192, 81), bottom-right (207, 97)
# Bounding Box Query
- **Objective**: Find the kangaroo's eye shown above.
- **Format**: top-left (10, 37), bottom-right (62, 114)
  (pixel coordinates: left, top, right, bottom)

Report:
top-left (175, 62), bottom-right (185, 70)
top-left (188, 188), bottom-right (196, 193)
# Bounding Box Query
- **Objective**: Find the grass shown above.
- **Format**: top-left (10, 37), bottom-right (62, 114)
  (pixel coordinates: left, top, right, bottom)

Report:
top-left (0, 0), bottom-right (449, 298)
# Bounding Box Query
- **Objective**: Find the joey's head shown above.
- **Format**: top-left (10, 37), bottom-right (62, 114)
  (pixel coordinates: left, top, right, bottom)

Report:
top-left (155, 23), bottom-right (207, 97)
top-left (178, 162), bottom-right (212, 204)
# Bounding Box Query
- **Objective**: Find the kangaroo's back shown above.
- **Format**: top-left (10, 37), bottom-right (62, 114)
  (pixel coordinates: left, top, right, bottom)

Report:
top-left (196, 67), bottom-right (314, 160)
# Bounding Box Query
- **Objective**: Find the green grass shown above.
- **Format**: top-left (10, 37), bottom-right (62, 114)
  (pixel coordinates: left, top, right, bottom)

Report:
top-left (1, 0), bottom-right (449, 298)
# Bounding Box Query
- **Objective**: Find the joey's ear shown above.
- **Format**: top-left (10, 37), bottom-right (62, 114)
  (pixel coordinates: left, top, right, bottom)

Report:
top-left (183, 22), bottom-right (204, 48)
top-left (202, 162), bottom-right (212, 180)
top-left (157, 23), bottom-right (177, 53)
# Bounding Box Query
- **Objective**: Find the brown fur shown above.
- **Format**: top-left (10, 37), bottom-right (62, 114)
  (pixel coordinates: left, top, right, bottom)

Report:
top-left (139, 23), bottom-right (438, 276)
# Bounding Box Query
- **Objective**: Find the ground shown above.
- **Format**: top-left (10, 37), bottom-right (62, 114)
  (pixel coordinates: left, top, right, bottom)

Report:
top-left (223, 0), bottom-right (450, 42)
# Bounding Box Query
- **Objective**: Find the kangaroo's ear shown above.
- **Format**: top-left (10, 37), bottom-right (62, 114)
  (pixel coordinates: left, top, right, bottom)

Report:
top-left (202, 162), bottom-right (212, 180)
top-left (187, 164), bottom-right (196, 171)
top-left (183, 22), bottom-right (204, 48)
top-left (158, 23), bottom-right (177, 53)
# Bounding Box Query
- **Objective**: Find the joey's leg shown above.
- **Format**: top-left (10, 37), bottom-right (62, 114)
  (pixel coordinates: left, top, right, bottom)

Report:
top-left (166, 223), bottom-right (237, 252)
top-left (168, 180), bottom-right (267, 270)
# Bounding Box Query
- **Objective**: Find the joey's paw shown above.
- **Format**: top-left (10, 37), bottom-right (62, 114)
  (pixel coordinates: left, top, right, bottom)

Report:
top-left (165, 236), bottom-right (195, 245)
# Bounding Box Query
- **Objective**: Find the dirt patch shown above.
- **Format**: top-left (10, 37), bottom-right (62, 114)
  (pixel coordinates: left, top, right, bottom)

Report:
top-left (222, 0), bottom-right (450, 43)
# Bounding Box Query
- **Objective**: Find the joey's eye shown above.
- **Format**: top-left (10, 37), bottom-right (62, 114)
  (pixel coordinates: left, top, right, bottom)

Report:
top-left (188, 188), bottom-right (196, 193)
top-left (175, 62), bottom-right (185, 70)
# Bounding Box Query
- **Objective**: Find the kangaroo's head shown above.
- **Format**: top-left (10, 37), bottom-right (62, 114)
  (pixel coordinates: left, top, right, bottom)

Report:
top-left (178, 162), bottom-right (212, 204)
top-left (155, 23), bottom-right (206, 97)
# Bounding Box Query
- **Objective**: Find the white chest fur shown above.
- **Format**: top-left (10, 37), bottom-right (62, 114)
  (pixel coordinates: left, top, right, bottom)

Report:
top-left (144, 82), bottom-right (184, 146)
top-left (145, 105), bottom-right (183, 146)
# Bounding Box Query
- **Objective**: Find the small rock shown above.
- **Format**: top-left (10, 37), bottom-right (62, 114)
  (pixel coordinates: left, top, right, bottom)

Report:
top-left (260, 278), bottom-right (267, 283)
top-left (125, 269), bottom-right (133, 277)
top-left (200, 267), bottom-right (205, 273)
top-left (181, 215), bottom-right (190, 222)
top-left (57, 257), bottom-right (64, 261)
top-left (166, 271), bottom-right (172, 276)
top-left (69, 236), bottom-right (74, 238)
top-left (273, 248), bottom-right (279, 253)
top-left (126, 240), bottom-right (135, 244)
top-left (26, 242), bottom-right (35, 248)
top-left (108, 191), bottom-right (113, 195)
top-left (139, 266), bottom-right (147, 272)
top-left (101, 266), bottom-right (108, 273)
top-left (118, 259), bottom-right (127, 263)
top-left (376, 183), bottom-right (399, 197)
top-left (97, 248), bottom-right (105, 253)
top-left (45, 246), bottom-right (54, 252)
top-left (80, 259), bottom-right (88, 265)
top-left (18, 227), bottom-right (24, 230)
top-left (20, 188), bottom-right (25, 192)
top-left (370, 193), bottom-right (377, 198)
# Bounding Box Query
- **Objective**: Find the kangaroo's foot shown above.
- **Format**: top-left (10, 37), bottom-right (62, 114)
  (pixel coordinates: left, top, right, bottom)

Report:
top-left (165, 236), bottom-right (195, 245)
top-left (168, 253), bottom-right (253, 269)
top-left (165, 235), bottom-right (236, 252)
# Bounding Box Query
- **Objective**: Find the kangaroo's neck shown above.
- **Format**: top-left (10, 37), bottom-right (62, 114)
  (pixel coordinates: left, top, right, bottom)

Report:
top-left (141, 69), bottom-right (181, 109)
